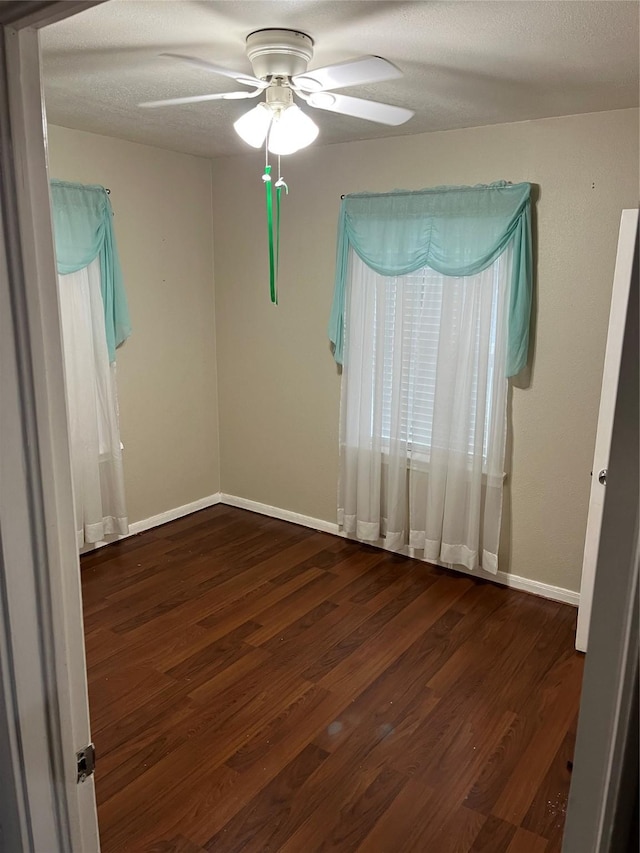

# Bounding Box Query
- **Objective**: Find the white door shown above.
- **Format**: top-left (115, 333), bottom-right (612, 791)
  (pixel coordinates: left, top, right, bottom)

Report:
top-left (0, 3), bottom-right (105, 850)
top-left (576, 208), bottom-right (639, 652)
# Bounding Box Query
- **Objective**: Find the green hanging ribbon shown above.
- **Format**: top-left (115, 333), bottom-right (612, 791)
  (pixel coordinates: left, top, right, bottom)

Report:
top-left (262, 164), bottom-right (277, 304)
top-left (262, 165), bottom-right (289, 305)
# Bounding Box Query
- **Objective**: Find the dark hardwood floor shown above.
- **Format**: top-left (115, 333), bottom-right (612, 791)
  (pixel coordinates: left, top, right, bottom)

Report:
top-left (81, 505), bottom-right (584, 852)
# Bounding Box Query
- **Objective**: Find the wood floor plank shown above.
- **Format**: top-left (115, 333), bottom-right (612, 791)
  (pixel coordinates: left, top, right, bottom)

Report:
top-left (81, 506), bottom-right (583, 852)
top-left (195, 566), bottom-right (327, 639)
top-left (165, 621), bottom-right (259, 681)
top-left (131, 694), bottom-right (344, 851)
top-left (203, 743), bottom-right (330, 852)
top-left (244, 571), bottom-right (346, 645)
top-left (101, 762), bottom-right (240, 853)
top-left (521, 724), bottom-right (577, 850)
top-left (87, 621), bottom-right (210, 677)
top-left (354, 775), bottom-right (435, 852)
top-left (424, 805), bottom-right (488, 853)
top-left (82, 509), bottom-right (269, 602)
top-left (384, 708), bottom-right (516, 852)
top-left (98, 669), bottom-right (313, 849)
top-left (95, 695), bottom-right (199, 803)
top-left (317, 574), bottom-right (475, 697)
top-left (94, 688), bottom-right (244, 849)
top-left (99, 542), bottom-right (328, 648)
top-left (88, 663), bottom-right (179, 733)
top-left (310, 607), bottom-right (470, 760)
top-left (468, 815), bottom-right (518, 851)
top-left (359, 562), bottom-right (436, 612)
top-left (260, 600), bottom-right (338, 649)
top-left (327, 551), bottom-right (433, 608)
top-left (279, 765), bottom-right (407, 853)
top-left (107, 527), bottom-right (316, 634)
top-left (301, 571), bottom-right (448, 683)
top-left (506, 827), bottom-right (549, 852)
top-left (217, 733), bottom-right (381, 853)
top-left (148, 836), bottom-right (207, 853)
top-left (498, 605), bottom-right (578, 715)
top-left (462, 610), bottom-right (580, 816)
top-left (225, 683), bottom-right (334, 773)
top-left (242, 659), bottom-right (438, 851)
top-left (340, 557), bottom-right (408, 604)
top-left (427, 592), bottom-right (554, 698)
top-left (269, 538), bottom-right (369, 586)
top-left (187, 690), bottom-right (350, 844)
top-left (464, 712), bottom-right (530, 814)
top-left (263, 599), bottom-right (375, 676)
top-left (491, 652), bottom-right (583, 825)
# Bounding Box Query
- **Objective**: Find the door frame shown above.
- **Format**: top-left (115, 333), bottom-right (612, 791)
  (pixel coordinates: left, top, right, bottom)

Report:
top-left (576, 209), bottom-right (639, 652)
top-left (0, 3), bottom-right (105, 850)
top-left (562, 217), bottom-right (639, 853)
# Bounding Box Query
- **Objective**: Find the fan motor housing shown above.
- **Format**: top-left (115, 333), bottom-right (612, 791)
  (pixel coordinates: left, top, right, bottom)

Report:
top-left (246, 29), bottom-right (314, 80)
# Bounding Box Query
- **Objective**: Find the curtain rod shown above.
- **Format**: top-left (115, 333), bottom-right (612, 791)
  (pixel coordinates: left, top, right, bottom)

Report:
top-left (340, 182), bottom-right (517, 202)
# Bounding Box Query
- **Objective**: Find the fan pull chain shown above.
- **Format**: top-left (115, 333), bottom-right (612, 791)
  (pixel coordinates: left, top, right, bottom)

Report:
top-left (274, 155), bottom-right (288, 290)
top-left (262, 150), bottom-right (289, 306)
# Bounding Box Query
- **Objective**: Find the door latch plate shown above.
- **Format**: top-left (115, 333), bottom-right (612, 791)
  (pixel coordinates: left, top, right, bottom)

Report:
top-left (76, 743), bottom-right (95, 783)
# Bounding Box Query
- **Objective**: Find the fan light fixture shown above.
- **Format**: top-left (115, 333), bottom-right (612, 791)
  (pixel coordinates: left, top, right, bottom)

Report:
top-left (233, 103), bottom-right (273, 148)
top-left (233, 102), bottom-right (319, 155)
top-left (144, 31), bottom-right (415, 305)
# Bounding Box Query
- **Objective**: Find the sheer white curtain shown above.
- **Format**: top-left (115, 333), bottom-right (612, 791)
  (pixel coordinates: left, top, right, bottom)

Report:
top-left (338, 246), bottom-right (512, 574)
top-left (57, 258), bottom-right (129, 547)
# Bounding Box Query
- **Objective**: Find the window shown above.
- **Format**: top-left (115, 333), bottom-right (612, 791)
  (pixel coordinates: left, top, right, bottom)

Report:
top-left (343, 249), bottom-right (509, 468)
top-left (334, 183), bottom-right (529, 571)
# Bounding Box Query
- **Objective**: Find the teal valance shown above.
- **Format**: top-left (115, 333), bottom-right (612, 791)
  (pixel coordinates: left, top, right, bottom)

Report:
top-left (328, 181), bottom-right (532, 377)
top-left (50, 180), bottom-right (131, 362)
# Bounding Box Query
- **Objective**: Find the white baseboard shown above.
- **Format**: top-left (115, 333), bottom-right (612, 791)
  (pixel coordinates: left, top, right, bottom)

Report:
top-left (436, 561), bottom-right (580, 607)
top-left (220, 493), bottom-right (579, 607)
top-left (82, 489), bottom-right (579, 606)
top-left (80, 492), bottom-right (222, 553)
top-left (128, 493), bottom-right (222, 535)
top-left (219, 493), bottom-right (340, 536)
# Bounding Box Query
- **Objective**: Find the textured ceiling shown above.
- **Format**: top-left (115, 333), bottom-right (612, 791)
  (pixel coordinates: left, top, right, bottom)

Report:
top-left (41, 0), bottom-right (640, 159)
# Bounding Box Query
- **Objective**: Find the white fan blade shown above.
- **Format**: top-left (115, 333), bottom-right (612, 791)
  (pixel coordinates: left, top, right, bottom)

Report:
top-left (161, 53), bottom-right (268, 89)
top-left (307, 92), bottom-right (414, 126)
top-left (140, 90), bottom-right (261, 108)
top-left (293, 56), bottom-right (402, 93)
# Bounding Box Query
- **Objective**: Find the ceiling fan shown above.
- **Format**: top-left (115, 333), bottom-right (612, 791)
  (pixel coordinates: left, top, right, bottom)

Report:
top-left (140, 29), bottom-right (415, 155)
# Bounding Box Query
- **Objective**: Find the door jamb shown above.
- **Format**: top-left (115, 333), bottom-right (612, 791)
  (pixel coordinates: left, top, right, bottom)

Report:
top-left (0, 2), bottom-right (106, 850)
